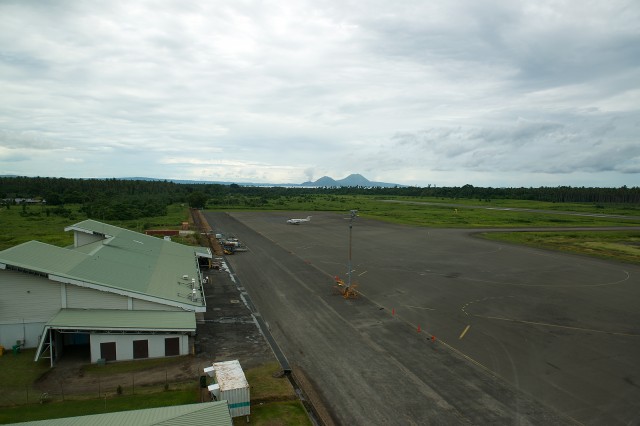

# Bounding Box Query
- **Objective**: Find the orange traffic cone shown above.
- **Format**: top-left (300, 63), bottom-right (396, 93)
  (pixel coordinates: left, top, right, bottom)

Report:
top-left (417, 324), bottom-right (421, 333)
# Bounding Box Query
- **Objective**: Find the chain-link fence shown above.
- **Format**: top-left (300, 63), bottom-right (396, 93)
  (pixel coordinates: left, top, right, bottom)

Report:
top-left (0, 364), bottom-right (217, 407)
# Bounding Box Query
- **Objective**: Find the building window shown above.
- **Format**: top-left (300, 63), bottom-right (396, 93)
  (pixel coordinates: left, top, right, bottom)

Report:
top-left (100, 342), bottom-right (116, 361)
top-left (133, 339), bottom-right (149, 359)
top-left (165, 337), bottom-right (180, 356)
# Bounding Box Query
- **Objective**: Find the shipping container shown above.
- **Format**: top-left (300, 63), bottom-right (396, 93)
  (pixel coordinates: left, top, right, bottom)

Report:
top-left (205, 359), bottom-right (250, 418)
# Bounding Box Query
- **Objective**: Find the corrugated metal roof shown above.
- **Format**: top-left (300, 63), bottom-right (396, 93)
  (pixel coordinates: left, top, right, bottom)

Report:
top-left (8, 401), bottom-right (232, 426)
top-left (212, 360), bottom-right (249, 391)
top-left (47, 309), bottom-right (196, 331)
top-left (0, 220), bottom-right (207, 311)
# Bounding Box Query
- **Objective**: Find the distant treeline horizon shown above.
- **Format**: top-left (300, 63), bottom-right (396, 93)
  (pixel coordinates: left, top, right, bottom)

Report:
top-left (2, 176), bottom-right (639, 203)
top-left (1, 176), bottom-right (638, 221)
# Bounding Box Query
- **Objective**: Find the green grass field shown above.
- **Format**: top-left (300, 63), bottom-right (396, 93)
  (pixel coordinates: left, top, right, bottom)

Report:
top-left (480, 230), bottom-right (640, 264)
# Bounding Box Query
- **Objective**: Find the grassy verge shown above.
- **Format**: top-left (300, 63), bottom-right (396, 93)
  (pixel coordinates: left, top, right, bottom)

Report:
top-left (480, 230), bottom-right (640, 264)
top-left (0, 349), bottom-right (51, 407)
top-left (0, 357), bottom-right (310, 425)
top-left (239, 362), bottom-right (312, 426)
top-left (363, 197), bottom-right (638, 228)
top-left (207, 195), bottom-right (638, 228)
top-left (244, 362), bottom-right (296, 401)
top-left (389, 196), bottom-right (640, 217)
top-left (235, 400), bottom-right (312, 426)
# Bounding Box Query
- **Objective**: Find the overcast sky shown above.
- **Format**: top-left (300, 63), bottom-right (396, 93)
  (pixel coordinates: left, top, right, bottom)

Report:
top-left (1, 1), bottom-right (639, 187)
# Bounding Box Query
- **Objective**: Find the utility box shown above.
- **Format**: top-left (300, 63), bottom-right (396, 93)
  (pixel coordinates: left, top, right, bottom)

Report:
top-left (205, 360), bottom-right (250, 418)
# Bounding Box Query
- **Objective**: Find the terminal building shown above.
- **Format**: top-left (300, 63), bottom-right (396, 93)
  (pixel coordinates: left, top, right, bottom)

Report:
top-left (0, 220), bottom-right (211, 365)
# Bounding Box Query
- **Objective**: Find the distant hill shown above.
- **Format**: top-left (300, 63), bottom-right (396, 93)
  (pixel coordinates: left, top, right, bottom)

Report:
top-left (301, 173), bottom-right (403, 188)
top-left (3, 174), bottom-right (404, 187)
top-left (118, 174), bottom-right (404, 187)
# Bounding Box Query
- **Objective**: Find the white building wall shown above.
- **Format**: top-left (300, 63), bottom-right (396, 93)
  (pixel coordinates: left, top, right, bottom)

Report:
top-left (0, 269), bottom-right (61, 348)
top-left (89, 333), bottom-right (189, 363)
top-left (0, 270), bottom-right (61, 322)
top-left (0, 322), bottom-right (46, 349)
top-left (132, 299), bottom-right (182, 311)
top-left (0, 269), bottom-right (188, 351)
top-left (74, 232), bottom-right (104, 248)
top-left (66, 285), bottom-right (128, 309)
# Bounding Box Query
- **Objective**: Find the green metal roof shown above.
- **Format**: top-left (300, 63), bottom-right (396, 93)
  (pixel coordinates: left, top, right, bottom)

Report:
top-left (46, 309), bottom-right (196, 331)
top-left (0, 220), bottom-right (208, 311)
top-left (9, 401), bottom-right (232, 425)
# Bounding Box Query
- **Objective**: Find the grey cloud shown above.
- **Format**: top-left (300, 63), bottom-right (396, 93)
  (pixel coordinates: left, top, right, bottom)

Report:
top-left (0, 152), bottom-right (29, 162)
top-left (0, 1), bottom-right (638, 186)
top-left (0, 130), bottom-right (54, 150)
top-left (383, 108), bottom-right (639, 177)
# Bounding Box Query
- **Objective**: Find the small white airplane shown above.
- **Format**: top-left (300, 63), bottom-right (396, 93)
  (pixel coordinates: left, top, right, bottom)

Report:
top-left (287, 216), bottom-right (312, 225)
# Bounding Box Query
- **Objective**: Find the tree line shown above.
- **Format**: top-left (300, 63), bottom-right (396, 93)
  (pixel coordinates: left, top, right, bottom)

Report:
top-left (1, 177), bottom-right (638, 220)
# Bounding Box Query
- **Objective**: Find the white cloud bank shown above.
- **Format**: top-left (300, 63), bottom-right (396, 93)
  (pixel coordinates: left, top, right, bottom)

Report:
top-left (0, 0), bottom-right (638, 187)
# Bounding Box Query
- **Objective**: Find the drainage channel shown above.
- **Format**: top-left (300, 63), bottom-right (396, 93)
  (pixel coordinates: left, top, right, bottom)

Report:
top-left (222, 259), bottom-right (323, 426)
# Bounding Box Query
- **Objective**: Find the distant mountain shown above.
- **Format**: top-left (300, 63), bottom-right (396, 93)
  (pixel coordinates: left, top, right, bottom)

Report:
top-left (309, 176), bottom-right (338, 186)
top-left (123, 173), bottom-right (405, 187)
top-left (2, 174), bottom-right (404, 187)
top-left (301, 173), bottom-right (403, 188)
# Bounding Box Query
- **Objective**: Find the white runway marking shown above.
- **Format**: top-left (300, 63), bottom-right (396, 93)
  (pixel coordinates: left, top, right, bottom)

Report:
top-left (404, 304), bottom-right (436, 311)
top-left (475, 315), bottom-right (640, 337)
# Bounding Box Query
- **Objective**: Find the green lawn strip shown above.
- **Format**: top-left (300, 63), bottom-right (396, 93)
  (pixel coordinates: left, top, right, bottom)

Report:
top-left (388, 196), bottom-right (640, 216)
top-left (0, 349), bottom-right (51, 406)
top-left (244, 362), bottom-right (295, 401)
top-left (479, 230), bottom-right (640, 264)
top-left (235, 363), bottom-right (310, 425)
top-left (0, 389), bottom-right (198, 424)
top-left (358, 204), bottom-right (634, 228)
top-left (234, 400), bottom-right (312, 426)
top-left (0, 349), bottom-right (49, 387)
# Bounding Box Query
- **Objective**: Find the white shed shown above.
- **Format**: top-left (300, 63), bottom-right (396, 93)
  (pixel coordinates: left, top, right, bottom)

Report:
top-left (205, 359), bottom-right (250, 417)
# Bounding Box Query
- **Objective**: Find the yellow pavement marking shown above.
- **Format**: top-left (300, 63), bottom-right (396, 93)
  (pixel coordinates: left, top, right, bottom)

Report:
top-left (459, 325), bottom-right (471, 339)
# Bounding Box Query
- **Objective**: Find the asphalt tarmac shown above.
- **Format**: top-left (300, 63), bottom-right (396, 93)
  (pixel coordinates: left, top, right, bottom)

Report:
top-left (204, 211), bottom-right (640, 425)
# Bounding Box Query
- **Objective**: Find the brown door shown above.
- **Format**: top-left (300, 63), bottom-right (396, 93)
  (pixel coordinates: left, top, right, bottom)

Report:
top-left (133, 339), bottom-right (149, 359)
top-left (100, 342), bottom-right (116, 361)
top-left (165, 337), bottom-right (180, 356)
